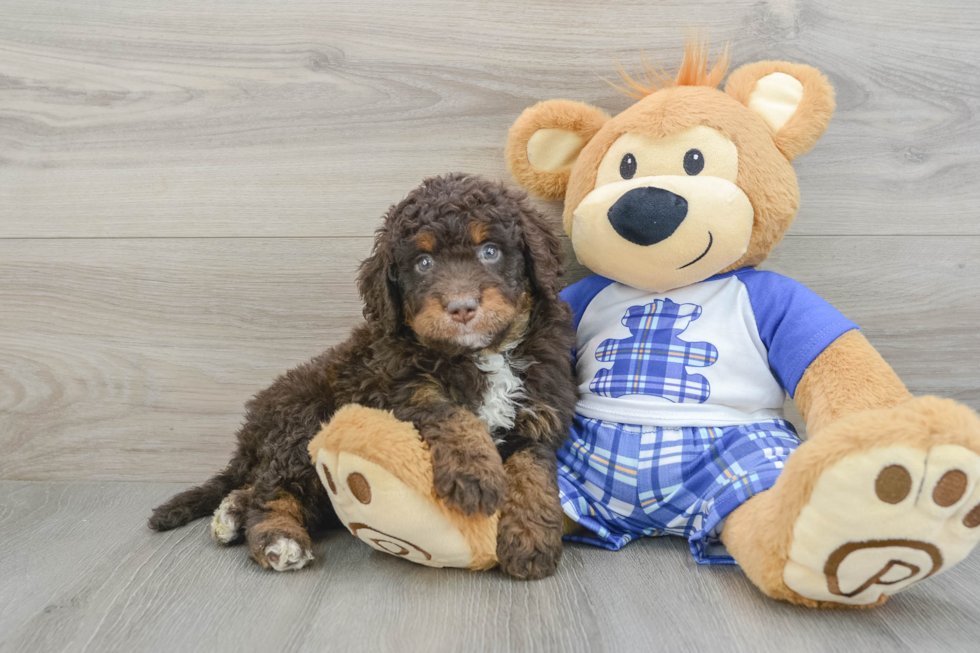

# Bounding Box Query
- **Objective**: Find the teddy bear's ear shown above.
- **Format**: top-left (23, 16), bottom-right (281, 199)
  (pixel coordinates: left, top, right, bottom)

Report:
top-left (506, 100), bottom-right (610, 200)
top-left (725, 61), bottom-right (835, 161)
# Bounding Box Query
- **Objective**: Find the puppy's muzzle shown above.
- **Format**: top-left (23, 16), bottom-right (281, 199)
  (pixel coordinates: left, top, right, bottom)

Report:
top-left (447, 297), bottom-right (479, 325)
top-left (607, 187), bottom-right (689, 246)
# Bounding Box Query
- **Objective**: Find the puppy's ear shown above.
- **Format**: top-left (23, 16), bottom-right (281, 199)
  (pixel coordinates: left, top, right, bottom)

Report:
top-left (506, 100), bottom-right (609, 200)
top-left (725, 61), bottom-right (835, 161)
top-left (357, 218), bottom-right (402, 332)
top-left (516, 195), bottom-right (565, 302)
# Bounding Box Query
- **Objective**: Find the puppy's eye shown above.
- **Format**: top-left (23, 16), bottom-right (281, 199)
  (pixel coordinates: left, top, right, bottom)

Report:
top-left (478, 243), bottom-right (501, 263)
top-left (683, 149), bottom-right (704, 176)
top-left (620, 153), bottom-right (637, 180)
top-left (415, 254), bottom-right (434, 273)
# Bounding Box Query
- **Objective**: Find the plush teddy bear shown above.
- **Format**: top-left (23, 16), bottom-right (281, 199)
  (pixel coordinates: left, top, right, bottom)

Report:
top-left (311, 41), bottom-right (980, 607)
top-left (500, 40), bottom-right (980, 607)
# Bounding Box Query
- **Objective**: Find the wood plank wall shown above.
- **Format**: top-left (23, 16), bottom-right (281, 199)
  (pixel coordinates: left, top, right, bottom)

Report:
top-left (2, 0), bottom-right (978, 481)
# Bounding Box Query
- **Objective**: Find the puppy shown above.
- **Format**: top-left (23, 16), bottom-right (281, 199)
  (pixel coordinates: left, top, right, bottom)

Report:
top-left (149, 173), bottom-right (578, 579)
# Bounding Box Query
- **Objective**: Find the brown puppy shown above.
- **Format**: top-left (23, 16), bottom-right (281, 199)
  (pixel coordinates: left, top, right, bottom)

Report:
top-left (149, 173), bottom-right (578, 579)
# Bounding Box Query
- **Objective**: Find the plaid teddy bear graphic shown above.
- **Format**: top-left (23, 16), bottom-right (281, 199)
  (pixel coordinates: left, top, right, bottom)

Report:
top-left (590, 299), bottom-right (719, 403)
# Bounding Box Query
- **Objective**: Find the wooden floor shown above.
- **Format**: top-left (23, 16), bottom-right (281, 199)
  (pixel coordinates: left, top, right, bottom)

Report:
top-left (3, 481), bottom-right (980, 653)
top-left (2, 0), bottom-right (980, 650)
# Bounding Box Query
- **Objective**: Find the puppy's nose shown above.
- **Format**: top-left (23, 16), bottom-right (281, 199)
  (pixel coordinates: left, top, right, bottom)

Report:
top-left (607, 187), bottom-right (688, 246)
top-left (447, 297), bottom-right (479, 325)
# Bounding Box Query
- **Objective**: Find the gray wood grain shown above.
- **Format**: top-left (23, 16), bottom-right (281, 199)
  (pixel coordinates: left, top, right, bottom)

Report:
top-left (2, 481), bottom-right (980, 653)
top-left (1, 236), bottom-right (977, 483)
top-left (1, 0), bottom-right (979, 238)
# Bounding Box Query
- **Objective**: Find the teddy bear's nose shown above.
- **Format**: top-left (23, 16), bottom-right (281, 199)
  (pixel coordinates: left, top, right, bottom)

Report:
top-left (607, 187), bottom-right (689, 246)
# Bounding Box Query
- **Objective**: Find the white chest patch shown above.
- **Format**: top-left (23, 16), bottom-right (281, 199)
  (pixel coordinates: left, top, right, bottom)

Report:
top-left (475, 352), bottom-right (527, 442)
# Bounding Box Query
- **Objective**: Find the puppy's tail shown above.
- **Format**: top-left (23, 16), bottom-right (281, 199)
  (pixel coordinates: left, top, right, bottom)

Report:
top-left (148, 466), bottom-right (244, 532)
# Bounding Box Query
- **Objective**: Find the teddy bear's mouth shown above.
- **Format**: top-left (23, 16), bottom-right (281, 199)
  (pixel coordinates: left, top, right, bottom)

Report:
top-left (678, 231), bottom-right (713, 270)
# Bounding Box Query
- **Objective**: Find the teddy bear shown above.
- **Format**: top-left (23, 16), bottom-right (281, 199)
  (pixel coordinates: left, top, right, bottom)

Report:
top-left (311, 41), bottom-right (980, 608)
top-left (501, 40), bottom-right (980, 607)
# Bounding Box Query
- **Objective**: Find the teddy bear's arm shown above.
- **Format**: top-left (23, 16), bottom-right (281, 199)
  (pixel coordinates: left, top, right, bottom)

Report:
top-left (794, 329), bottom-right (912, 436)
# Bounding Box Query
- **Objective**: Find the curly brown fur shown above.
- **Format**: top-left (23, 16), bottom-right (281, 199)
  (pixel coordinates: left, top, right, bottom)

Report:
top-left (496, 444), bottom-right (564, 580)
top-left (148, 173), bottom-right (578, 578)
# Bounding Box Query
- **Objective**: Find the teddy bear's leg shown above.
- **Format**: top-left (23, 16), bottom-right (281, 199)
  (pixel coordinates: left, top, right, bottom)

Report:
top-left (722, 396), bottom-right (980, 607)
top-left (308, 404), bottom-right (498, 570)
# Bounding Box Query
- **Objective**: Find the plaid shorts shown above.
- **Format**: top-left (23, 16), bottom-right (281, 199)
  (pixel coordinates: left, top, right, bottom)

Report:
top-left (557, 415), bottom-right (800, 565)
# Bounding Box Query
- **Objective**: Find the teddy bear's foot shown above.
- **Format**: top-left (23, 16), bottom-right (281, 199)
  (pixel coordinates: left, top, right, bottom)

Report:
top-left (308, 404), bottom-right (498, 570)
top-left (724, 396), bottom-right (980, 607)
top-left (785, 442), bottom-right (980, 605)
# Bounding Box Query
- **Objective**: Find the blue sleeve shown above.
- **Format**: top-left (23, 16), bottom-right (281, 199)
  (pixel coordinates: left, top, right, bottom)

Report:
top-left (737, 269), bottom-right (859, 398)
top-left (560, 275), bottom-right (616, 331)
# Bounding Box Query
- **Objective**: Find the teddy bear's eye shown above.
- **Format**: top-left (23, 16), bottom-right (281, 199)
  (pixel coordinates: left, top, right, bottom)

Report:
top-left (620, 153), bottom-right (637, 180)
top-left (683, 149), bottom-right (704, 176)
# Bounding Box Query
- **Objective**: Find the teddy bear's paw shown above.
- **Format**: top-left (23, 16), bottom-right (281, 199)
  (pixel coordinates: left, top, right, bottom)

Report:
top-left (263, 537), bottom-right (314, 572)
top-left (784, 443), bottom-right (980, 605)
top-left (315, 450), bottom-right (483, 568)
top-left (309, 405), bottom-right (500, 570)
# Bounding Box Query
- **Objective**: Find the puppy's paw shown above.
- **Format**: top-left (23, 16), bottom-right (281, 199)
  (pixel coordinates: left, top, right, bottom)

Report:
top-left (433, 458), bottom-right (507, 516)
top-left (210, 490), bottom-right (250, 545)
top-left (210, 504), bottom-right (240, 545)
top-left (263, 538), bottom-right (314, 572)
top-left (496, 515), bottom-right (563, 580)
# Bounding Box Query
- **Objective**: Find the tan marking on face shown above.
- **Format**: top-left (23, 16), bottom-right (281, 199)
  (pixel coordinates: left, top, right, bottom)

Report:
top-left (482, 291), bottom-right (531, 355)
top-left (479, 287), bottom-right (516, 317)
top-left (409, 288), bottom-right (520, 347)
top-left (474, 287), bottom-right (519, 335)
top-left (409, 296), bottom-right (458, 341)
top-left (469, 221), bottom-right (490, 243)
top-left (416, 232), bottom-right (435, 252)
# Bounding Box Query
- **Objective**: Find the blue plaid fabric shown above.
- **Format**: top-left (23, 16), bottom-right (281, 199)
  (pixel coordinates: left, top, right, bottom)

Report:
top-left (589, 299), bottom-right (718, 403)
top-left (557, 415), bottom-right (800, 564)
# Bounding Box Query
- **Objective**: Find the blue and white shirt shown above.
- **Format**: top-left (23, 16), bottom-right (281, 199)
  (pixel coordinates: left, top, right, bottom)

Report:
top-left (560, 268), bottom-right (858, 428)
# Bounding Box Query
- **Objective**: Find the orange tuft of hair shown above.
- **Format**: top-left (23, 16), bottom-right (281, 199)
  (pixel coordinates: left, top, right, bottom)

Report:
top-left (610, 33), bottom-right (730, 99)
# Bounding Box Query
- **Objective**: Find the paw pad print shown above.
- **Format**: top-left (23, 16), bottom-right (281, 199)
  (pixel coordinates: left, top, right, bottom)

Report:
top-left (785, 443), bottom-right (980, 604)
top-left (590, 299), bottom-right (718, 403)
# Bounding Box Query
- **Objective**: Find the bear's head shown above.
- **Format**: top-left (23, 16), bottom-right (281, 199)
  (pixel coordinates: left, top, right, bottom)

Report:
top-left (505, 41), bottom-right (835, 292)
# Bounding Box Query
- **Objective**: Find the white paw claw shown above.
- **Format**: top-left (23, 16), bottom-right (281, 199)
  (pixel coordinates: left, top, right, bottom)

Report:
top-left (265, 538), bottom-right (313, 572)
